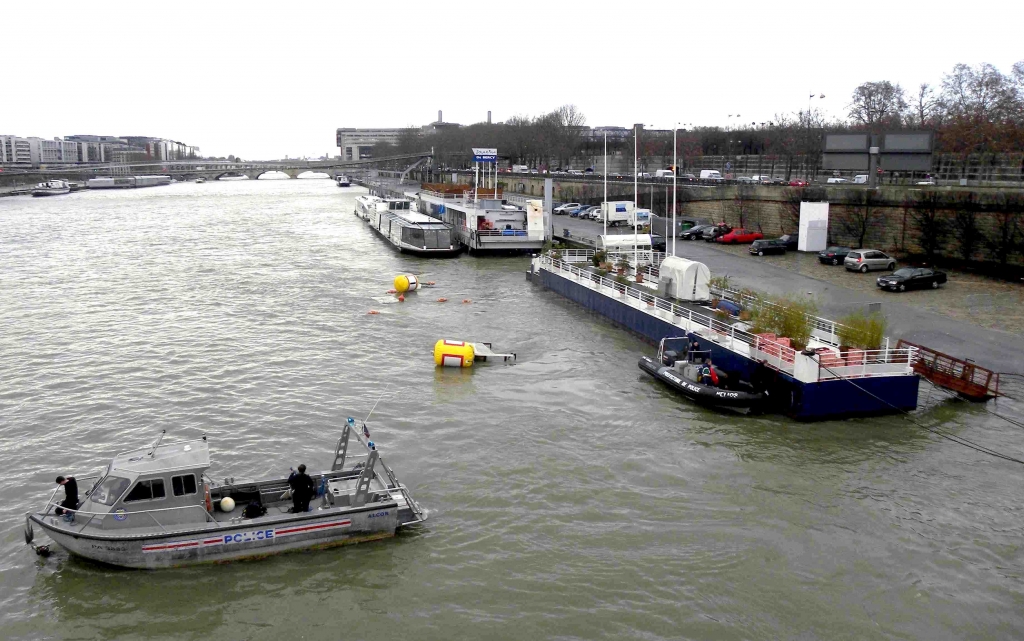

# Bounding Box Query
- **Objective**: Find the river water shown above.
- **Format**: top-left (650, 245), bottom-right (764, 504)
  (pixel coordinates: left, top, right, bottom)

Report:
top-left (1, 179), bottom-right (1022, 640)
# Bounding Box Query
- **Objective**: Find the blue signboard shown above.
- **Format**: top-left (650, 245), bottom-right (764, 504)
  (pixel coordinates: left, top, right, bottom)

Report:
top-left (615, 204), bottom-right (627, 212)
top-left (472, 147), bottom-right (498, 163)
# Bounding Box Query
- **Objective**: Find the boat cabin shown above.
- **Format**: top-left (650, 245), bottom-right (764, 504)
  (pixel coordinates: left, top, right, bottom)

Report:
top-left (77, 436), bottom-right (211, 530)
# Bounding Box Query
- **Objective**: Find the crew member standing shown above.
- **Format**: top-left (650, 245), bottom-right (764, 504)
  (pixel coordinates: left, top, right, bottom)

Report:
top-left (54, 476), bottom-right (79, 517)
top-left (288, 464), bottom-right (316, 514)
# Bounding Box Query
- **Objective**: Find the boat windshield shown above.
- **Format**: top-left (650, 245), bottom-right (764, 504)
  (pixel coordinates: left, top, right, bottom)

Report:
top-left (89, 475), bottom-right (131, 506)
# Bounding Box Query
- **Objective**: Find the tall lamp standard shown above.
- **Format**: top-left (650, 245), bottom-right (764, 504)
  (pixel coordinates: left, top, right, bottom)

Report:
top-left (672, 123), bottom-right (678, 256)
top-left (603, 130), bottom-right (608, 238)
top-left (634, 124), bottom-right (639, 265)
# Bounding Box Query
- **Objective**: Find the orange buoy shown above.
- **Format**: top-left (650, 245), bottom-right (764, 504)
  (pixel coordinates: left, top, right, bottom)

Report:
top-left (398, 294), bottom-right (405, 302)
top-left (386, 289), bottom-right (397, 294)
top-left (437, 297), bottom-right (448, 302)
top-left (426, 281), bottom-right (436, 285)
top-left (462, 299), bottom-right (471, 304)
top-left (368, 310), bottom-right (380, 315)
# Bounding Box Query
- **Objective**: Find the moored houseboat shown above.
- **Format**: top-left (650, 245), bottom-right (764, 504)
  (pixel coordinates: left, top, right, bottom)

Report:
top-left (417, 184), bottom-right (544, 254)
top-left (365, 197), bottom-right (460, 256)
top-left (24, 419), bottom-right (426, 569)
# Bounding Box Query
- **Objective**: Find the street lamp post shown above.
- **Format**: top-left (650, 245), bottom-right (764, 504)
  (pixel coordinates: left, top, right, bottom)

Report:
top-left (672, 124), bottom-right (677, 256)
top-left (603, 131), bottom-right (607, 237)
top-left (634, 124), bottom-right (639, 265)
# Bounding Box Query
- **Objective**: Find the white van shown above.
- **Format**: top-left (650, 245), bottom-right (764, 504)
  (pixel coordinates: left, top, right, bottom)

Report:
top-left (699, 170), bottom-right (723, 181)
top-left (654, 169), bottom-right (675, 178)
top-left (853, 174), bottom-right (869, 184)
top-left (512, 165), bottom-right (529, 173)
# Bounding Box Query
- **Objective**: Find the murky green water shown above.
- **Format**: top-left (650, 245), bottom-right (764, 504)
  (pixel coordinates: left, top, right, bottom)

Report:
top-left (1, 179), bottom-right (1022, 640)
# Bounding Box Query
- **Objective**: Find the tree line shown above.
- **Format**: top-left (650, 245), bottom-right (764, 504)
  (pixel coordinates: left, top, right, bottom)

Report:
top-left (372, 59), bottom-right (1024, 169)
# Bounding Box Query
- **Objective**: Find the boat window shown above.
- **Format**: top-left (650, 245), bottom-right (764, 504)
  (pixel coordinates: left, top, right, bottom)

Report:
top-left (90, 476), bottom-right (131, 506)
top-left (437, 230), bottom-right (451, 247)
top-left (124, 479), bottom-right (166, 502)
top-left (172, 474), bottom-right (197, 496)
top-left (402, 227), bottom-right (424, 246)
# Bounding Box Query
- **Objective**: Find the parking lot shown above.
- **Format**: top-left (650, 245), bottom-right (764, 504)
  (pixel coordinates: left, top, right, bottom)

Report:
top-left (554, 213), bottom-right (1024, 372)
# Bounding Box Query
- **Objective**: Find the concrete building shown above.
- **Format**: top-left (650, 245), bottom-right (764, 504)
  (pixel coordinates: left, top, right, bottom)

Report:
top-left (336, 127), bottom-right (418, 161)
top-left (0, 135), bottom-right (34, 165)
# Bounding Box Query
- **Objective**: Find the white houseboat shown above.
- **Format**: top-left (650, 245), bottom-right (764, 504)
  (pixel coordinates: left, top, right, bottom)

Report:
top-left (417, 186), bottom-right (544, 254)
top-left (336, 175), bottom-right (352, 187)
top-left (366, 197), bottom-right (459, 256)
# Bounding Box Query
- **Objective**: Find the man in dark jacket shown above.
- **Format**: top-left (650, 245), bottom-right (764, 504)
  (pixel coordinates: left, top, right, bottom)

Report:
top-left (55, 476), bottom-right (79, 516)
top-left (287, 464), bottom-right (316, 513)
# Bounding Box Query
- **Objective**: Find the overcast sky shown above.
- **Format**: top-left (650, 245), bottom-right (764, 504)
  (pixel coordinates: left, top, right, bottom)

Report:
top-left (6, 2), bottom-right (1022, 160)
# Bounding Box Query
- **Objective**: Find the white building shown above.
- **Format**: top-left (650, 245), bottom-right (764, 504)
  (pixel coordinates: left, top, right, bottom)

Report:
top-left (0, 135), bottom-right (34, 165)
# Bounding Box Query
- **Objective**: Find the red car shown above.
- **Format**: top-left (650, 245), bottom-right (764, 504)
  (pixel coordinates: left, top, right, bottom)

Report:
top-left (788, 179), bottom-right (808, 187)
top-left (716, 228), bottom-right (763, 244)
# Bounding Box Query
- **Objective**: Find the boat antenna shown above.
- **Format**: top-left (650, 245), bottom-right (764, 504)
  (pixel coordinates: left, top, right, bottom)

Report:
top-left (364, 384), bottom-right (391, 424)
top-left (147, 429), bottom-right (167, 457)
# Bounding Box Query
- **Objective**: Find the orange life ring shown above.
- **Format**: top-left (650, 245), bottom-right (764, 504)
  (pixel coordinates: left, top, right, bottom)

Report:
top-left (437, 297), bottom-right (448, 302)
top-left (204, 485), bottom-right (212, 513)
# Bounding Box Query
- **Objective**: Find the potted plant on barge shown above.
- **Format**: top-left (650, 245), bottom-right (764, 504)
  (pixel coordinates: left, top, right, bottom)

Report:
top-left (836, 311), bottom-right (886, 351)
top-left (615, 257), bottom-right (630, 275)
top-left (591, 250), bottom-right (607, 268)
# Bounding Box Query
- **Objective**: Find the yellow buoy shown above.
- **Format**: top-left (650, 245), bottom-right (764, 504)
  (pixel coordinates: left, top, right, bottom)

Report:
top-left (434, 339), bottom-right (474, 367)
top-left (394, 274), bottom-right (420, 293)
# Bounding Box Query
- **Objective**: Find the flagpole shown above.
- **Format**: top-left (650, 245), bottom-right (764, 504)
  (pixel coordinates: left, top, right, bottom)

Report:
top-left (672, 124), bottom-right (677, 256)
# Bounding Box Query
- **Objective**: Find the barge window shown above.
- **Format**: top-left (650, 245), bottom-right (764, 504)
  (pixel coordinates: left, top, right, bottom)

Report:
top-left (124, 479), bottom-right (166, 502)
top-left (90, 476), bottom-right (131, 506)
top-left (172, 474), bottom-right (197, 496)
top-left (403, 227), bottom-right (424, 246)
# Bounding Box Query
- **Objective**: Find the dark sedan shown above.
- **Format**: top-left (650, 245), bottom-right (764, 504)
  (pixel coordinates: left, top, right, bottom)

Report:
top-left (876, 268), bottom-right (947, 292)
top-left (817, 246), bottom-right (851, 265)
top-left (749, 238), bottom-right (787, 256)
top-left (779, 233), bottom-right (799, 250)
top-left (650, 233), bottom-right (667, 252)
top-left (680, 224), bottom-right (712, 240)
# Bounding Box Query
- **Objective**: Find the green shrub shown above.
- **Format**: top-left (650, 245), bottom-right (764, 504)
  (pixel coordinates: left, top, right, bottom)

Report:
top-left (836, 311), bottom-right (886, 350)
top-left (748, 294), bottom-right (817, 350)
top-left (709, 275), bottom-right (732, 291)
top-left (591, 250), bottom-right (607, 267)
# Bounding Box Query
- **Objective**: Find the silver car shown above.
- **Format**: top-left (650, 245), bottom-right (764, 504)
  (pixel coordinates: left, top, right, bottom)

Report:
top-left (844, 249), bottom-right (896, 273)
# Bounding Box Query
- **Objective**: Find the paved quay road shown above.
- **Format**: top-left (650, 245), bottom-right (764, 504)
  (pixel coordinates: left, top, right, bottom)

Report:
top-left (2, 180), bottom-right (1023, 640)
top-left (555, 215), bottom-right (1024, 374)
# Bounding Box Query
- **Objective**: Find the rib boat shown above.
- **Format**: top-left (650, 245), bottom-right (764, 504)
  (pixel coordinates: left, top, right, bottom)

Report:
top-left (24, 419), bottom-right (426, 569)
top-left (639, 337), bottom-right (766, 413)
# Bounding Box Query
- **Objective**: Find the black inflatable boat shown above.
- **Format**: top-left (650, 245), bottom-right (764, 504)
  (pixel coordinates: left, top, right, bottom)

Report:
top-left (638, 337), bottom-right (767, 412)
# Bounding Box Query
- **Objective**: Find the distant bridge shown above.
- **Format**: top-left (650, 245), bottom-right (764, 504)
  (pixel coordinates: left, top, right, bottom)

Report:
top-left (4, 152), bottom-right (433, 181)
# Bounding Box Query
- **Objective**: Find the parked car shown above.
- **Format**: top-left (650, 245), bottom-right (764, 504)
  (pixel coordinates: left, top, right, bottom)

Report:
top-left (844, 249), bottom-right (896, 272)
top-left (749, 238), bottom-right (787, 256)
top-left (650, 233), bottom-right (667, 252)
top-left (877, 267), bottom-right (948, 292)
top-left (717, 228), bottom-right (763, 244)
top-left (680, 224), bottom-right (712, 240)
top-left (817, 246), bottom-right (852, 265)
top-left (553, 203), bottom-right (581, 215)
top-left (737, 176), bottom-right (757, 184)
top-left (580, 205), bottom-right (600, 219)
top-left (779, 233), bottom-right (799, 250)
top-left (703, 224), bottom-right (732, 242)
top-left (788, 179), bottom-right (809, 187)
top-left (568, 205), bottom-right (588, 217)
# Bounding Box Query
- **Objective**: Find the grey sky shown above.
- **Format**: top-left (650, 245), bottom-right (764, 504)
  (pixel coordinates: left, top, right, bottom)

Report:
top-left (7, 1), bottom-right (1022, 160)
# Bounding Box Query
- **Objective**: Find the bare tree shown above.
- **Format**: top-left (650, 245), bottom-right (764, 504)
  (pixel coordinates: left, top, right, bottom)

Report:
top-left (907, 83), bottom-right (943, 128)
top-left (848, 81), bottom-right (908, 130)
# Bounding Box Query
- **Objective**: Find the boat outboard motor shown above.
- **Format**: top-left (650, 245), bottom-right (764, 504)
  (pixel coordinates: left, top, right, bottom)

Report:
top-left (662, 350), bottom-right (679, 367)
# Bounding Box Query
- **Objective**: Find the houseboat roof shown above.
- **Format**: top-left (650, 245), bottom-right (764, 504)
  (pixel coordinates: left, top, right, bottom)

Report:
top-left (110, 437), bottom-right (211, 475)
top-left (385, 209), bottom-right (451, 228)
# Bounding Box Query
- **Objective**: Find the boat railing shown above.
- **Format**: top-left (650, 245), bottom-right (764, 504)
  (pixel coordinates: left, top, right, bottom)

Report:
top-left (814, 346), bottom-right (919, 380)
top-left (540, 256), bottom-right (917, 381)
top-left (556, 249), bottom-right (596, 263)
top-left (40, 501), bottom-right (215, 532)
top-left (475, 229), bottom-right (529, 238)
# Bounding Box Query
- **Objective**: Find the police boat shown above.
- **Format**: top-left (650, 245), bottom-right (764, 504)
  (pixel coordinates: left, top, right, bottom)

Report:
top-left (24, 419), bottom-right (426, 569)
top-left (638, 337), bottom-right (766, 413)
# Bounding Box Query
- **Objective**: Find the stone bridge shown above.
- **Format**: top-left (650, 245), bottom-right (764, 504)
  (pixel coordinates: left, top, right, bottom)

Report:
top-left (3, 152), bottom-right (433, 183)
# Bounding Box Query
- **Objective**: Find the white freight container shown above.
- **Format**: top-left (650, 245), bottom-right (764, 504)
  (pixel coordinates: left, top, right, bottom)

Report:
top-left (601, 201), bottom-right (635, 227)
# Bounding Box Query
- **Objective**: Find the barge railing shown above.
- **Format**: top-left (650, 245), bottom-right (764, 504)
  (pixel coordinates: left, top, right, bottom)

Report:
top-left (538, 255), bottom-right (917, 382)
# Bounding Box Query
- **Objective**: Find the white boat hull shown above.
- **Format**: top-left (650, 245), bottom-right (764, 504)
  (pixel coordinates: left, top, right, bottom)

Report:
top-left (30, 502), bottom-right (399, 569)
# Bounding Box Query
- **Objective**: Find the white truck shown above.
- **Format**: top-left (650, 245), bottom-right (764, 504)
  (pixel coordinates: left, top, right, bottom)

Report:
top-left (601, 201), bottom-right (635, 227)
top-left (654, 169), bottom-right (675, 178)
top-left (699, 170), bottom-right (723, 181)
top-left (512, 164), bottom-right (529, 173)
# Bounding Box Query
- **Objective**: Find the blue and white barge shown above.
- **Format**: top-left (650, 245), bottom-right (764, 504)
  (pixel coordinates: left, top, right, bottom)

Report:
top-left (418, 188), bottom-right (544, 254)
top-left (529, 254), bottom-right (920, 420)
top-left (365, 197), bottom-right (460, 257)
